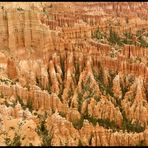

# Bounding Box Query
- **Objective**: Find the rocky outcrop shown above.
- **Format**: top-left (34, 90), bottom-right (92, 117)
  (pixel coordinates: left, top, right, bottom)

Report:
top-left (46, 112), bottom-right (80, 146)
top-left (0, 8), bottom-right (52, 55)
top-left (7, 58), bottom-right (18, 80)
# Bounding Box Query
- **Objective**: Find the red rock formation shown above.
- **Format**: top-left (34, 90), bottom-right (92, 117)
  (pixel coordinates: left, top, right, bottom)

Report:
top-left (7, 57), bottom-right (18, 79)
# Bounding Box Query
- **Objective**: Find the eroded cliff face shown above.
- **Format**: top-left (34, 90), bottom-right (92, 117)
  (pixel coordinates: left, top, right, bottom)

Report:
top-left (0, 2), bottom-right (147, 146)
top-left (0, 7), bottom-right (54, 60)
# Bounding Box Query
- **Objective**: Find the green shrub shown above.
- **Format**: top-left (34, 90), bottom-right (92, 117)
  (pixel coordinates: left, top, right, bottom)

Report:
top-left (92, 28), bottom-right (104, 40)
top-left (26, 99), bottom-right (33, 112)
top-left (36, 114), bottom-right (52, 146)
top-left (93, 95), bottom-right (101, 102)
top-left (47, 83), bottom-right (51, 94)
top-left (60, 57), bottom-right (65, 81)
top-left (58, 83), bottom-right (64, 101)
top-left (5, 133), bottom-right (21, 146)
top-left (17, 7), bottom-right (24, 11)
top-left (47, 68), bottom-right (52, 94)
top-left (122, 31), bottom-right (133, 45)
top-left (16, 95), bottom-right (26, 110)
top-left (10, 134), bottom-right (21, 146)
top-left (138, 37), bottom-right (148, 48)
top-left (59, 111), bottom-right (66, 118)
top-left (97, 118), bottom-right (118, 130)
top-left (72, 116), bottom-right (84, 130)
top-left (108, 29), bottom-right (123, 46)
top-left (121, 120), bottom-right (144, 133)
top-left (75, 62), bottom-right (80, 85)
top-left (77, 92), bottom-right (83, 112)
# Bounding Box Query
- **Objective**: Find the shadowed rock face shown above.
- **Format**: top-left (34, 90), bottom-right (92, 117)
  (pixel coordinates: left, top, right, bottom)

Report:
top-left (0, 2), bottom-right (147, 146)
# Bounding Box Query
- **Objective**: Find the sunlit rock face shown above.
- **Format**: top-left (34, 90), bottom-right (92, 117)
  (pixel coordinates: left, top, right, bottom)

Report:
top-left (0, 2), bottom-right (147, 146)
